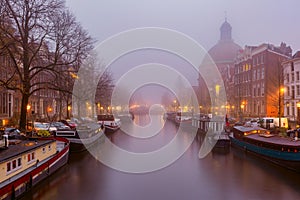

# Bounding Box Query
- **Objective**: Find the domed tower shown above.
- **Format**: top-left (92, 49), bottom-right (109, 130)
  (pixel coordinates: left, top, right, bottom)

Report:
top-left (198, 19), bottom-right (241, 116)
top-left (208, 19), bottom-right (241, 65)
top-left (220, 19), bottom-right (232, 41)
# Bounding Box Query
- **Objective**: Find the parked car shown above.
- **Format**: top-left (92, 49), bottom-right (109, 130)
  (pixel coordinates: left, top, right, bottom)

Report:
top-left (49, 122), bottom-right (71, 131)
top-left (34, 122), bottom-right (49, 131)
top-left (59, 119), bottom-right (77, 130)
top-left (3, 128), bottom-right (25, 139)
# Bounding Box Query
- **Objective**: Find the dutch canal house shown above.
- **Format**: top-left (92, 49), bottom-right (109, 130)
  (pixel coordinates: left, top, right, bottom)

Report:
top-left (282, 51), bottom-right (300, 126)
top-left (234, 43), bottom-right (292, 119)
top-left (0, 46), bottom-right (71, 127)
top-left (198, 19), bottom-right (241, 116)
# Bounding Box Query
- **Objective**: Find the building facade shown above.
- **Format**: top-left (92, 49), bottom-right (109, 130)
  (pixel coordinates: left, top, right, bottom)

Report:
top-left (0, 54), bottom-right (67, 127)
top-left (282, 51), bottom-right (300, 125)
top-left (234, 43), bottom-right (292, 119)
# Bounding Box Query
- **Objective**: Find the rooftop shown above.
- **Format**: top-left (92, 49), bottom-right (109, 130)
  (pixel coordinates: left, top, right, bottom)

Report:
top-left (0, 139), bottom-right (54, 163)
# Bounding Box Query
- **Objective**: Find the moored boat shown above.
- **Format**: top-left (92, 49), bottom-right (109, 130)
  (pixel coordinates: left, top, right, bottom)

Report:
top-left (213, 132), bottom-right (231, 148)
top-left (230, 125), bottom-right (300, 172)
top-left (97, 114), bottom-right (121, 134)
top-left (0, 136), bottom-right (69, 199)
top-left (174, 112), bottom-right (192, 128)
top-left (53, 125), bottom-right (104, 153)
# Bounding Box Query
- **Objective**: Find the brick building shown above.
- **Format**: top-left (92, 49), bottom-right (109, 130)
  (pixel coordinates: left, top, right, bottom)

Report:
top-left (234, 43), bottom-right (292, 119)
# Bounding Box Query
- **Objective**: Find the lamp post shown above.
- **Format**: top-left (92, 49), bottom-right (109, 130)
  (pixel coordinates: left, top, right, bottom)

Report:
top-left (278, 87), bottom-right (285, 128)
top-left (240, 103), bottom-right (245, 122)
top-left (296, 102), bottom-right (300, 128)
top-left (26, 104), bottom-right (31, 130)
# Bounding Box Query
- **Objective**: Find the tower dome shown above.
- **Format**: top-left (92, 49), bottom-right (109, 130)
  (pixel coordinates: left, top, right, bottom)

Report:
top-left (220, 19), bottom-right (232, 41)
top-left (207, 19), bottom-right (241, 64)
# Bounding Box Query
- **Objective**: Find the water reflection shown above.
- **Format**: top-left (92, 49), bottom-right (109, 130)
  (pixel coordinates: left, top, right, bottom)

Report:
top-left (22, 114), bottom-right (300, 200)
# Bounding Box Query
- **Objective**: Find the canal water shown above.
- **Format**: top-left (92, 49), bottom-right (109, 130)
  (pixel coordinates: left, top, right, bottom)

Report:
top-left (22, 115), bottom-right (300, 200)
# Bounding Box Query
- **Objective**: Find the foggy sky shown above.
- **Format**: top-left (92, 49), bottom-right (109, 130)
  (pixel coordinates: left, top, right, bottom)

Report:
top-left (65, 0), bottom-right (300, 105)
top-left (66, 0), bottom-right (300, 52)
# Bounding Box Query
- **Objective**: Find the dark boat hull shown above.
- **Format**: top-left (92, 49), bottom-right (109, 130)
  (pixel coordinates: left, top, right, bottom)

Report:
top-left (0, 137), bottom-right (69, 200)
top-left (230, 136), bottom-right (300, 172)
top-left (68, 130), bottom-right (104, 153)
top-left (104, 126), bottom-right (120, 134)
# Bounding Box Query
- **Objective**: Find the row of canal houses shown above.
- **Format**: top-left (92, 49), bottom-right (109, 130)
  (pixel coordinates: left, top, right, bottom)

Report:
top-left (1, 19), bottom-right (300, 126)
top-left (197, 19), bottom-right (300, 125)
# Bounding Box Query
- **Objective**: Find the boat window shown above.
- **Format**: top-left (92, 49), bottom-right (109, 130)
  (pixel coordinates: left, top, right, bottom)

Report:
top-left (42, 147), bottom-right (46, 153)
top-left (18, 158), bottom-right (22, 167)
top-left (28, 152), bottom-right (36, 163)
top-left (12, 160), bottom-right (16, 169)
top-left (7, 162), bottom-right (11, 172)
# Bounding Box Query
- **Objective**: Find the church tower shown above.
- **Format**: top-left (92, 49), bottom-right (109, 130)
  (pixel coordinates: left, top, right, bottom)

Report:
top-left (198, 19), bottom-right (241, 116)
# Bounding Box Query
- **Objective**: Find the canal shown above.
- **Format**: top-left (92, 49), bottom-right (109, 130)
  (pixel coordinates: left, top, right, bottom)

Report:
top-left (22, 115), bottom-right (300, 200)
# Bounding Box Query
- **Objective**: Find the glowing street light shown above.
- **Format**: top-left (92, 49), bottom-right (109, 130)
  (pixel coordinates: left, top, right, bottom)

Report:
top-left (47, 107), bottom-right (53, 112)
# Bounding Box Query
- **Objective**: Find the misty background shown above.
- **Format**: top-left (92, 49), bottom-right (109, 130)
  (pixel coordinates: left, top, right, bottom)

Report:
top-left (65, 0), bottom-right (300, 106)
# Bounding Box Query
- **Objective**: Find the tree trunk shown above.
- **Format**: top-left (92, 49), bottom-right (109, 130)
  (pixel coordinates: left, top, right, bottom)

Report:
top-left (19, 93), bottom-right (29, 132)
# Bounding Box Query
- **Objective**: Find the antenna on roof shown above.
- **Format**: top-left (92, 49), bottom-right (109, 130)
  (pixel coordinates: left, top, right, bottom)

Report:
top-left (224, 11), bottom-right (227, 22)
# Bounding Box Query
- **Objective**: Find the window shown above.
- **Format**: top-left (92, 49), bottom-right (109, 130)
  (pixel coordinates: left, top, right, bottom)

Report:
top-left (6, 157), bottom-right (22, 174)
top-left (18, 158), bottom-right (22, 167)
top-left (42, 147), bottom-right (46, 153)
top-left (261, 83), bottom-right (265, 96)
top-left (292, 86), bottom-right (295, 99)
top-left (12, 160), bottom-right (16, 169)
top-left (7, 162), bottom-right (11, 172)
top-left (253, 70), bottom-right (256, 80)
top-left (297, 85), bottom-right (300, 96)
top-left (286, 73), bottom-right (289, 83)
top-left (287, 86), bottom-right (290, 97)
top-left (27, 152), bottom-right (36, 163)
top-left (292, 73), bottom-right (295, 82)
top-left (291, 62), bottom-right (294, 71)
top-left (257, 69), bottom-right (260, 80)
top-left (48, 145), bottom-right (52, 151)
top-left (253, 86), bottom-right (256, 97)
top-left (297, 72), bottom-right (300, 81)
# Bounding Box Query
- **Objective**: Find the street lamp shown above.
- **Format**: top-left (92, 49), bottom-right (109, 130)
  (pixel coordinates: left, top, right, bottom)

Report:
top-left (278, 87), bottom-right (285, 128)
top-left (26, 104), bottom-right (31, 130)
top-left (240, 101), bottom-right (246, 122)
top-left (296, 102), bottom-right (300, 127)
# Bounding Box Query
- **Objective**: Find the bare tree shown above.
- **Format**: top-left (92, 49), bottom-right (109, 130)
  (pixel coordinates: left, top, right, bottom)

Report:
top-left (95, 70), bottom-right (114, 112)
top-left (0, 0), bottom-right (93, 131)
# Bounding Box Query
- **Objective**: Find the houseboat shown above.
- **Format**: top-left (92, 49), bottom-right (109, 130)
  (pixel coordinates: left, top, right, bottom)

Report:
top-left (174, 112), bottom-right (193, 128)
top-left (230, 125), bottom-right (300, 172)
top-left (53, 125), bottom-right (104, 153)
top-left (97, 114), bottom-right (121, 133)
top-left (0, 136), bottom-right (69, 199)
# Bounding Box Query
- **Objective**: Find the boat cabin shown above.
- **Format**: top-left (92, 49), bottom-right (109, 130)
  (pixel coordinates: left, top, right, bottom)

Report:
top-left (0, 139), bottom-right (57, 184)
